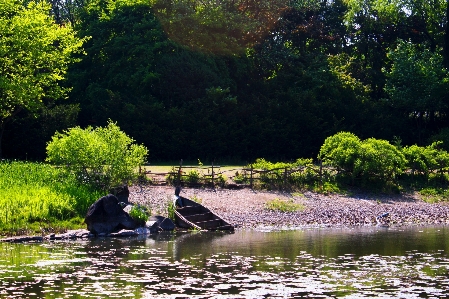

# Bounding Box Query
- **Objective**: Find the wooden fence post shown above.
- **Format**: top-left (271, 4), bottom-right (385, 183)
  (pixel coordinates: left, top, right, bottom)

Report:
top-left (177, 159), bottom-right (183, 186)
top-left (250, 164), bottom-right (253, 190)
top-left (211, 161), bottom-right (215, 188)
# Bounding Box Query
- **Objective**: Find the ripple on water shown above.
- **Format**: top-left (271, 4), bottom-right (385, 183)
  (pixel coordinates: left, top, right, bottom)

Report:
top-left (2, 229), bottom-right (449, 298)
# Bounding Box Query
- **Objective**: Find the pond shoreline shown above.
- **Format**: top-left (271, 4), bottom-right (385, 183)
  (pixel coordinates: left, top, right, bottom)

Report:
top-left (130, 186), bottom-right (449, 229)
top-left (2, 185), bottom-right (449, 242)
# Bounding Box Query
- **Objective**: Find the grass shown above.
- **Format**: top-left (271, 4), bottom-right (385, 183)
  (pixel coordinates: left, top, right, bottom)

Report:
top-left (0, 160), bottom-right (103, 236)
top-left (265, 198), bottom-right (305, 212)
top-left (419, 187), bottom-right (449, 203)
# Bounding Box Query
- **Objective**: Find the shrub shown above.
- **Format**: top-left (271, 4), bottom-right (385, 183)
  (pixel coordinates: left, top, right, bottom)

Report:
top-left (319, 132), bottom-right (407, 185)
top-left (402, 144), bottom-right (438, 177)
top-left (186, 169), bottom-right (201, 185)
top-left (46, 120), bottom-right (148, 190)
top-left (167, 201), bottom-right (175, 221)
top-left (129, 205), bottom-right (149, 222)
top-left (402, 142), bottom-right (449, 179)
top-left (318, 132), bottom-right (362, 176)
top-left (356, 138), bottom-right (407, 182)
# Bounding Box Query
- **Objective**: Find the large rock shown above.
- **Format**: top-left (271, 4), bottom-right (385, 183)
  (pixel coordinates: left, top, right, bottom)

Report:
top-left (84, 194), bottom-right (142, 235)
top-left (110, 185), bottom-right (130, 204)
top-left (149, 216), bottom-right (176, 231)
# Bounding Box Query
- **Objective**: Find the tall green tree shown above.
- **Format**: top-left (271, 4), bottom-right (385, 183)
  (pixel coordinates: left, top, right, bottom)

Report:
top-left (384, 41), bottom-right (449, 143)
top-left (0, 0), bottom-right (85, 158)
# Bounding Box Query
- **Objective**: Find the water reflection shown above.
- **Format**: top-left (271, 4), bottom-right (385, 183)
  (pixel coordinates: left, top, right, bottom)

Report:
top-left (1, 226), bottom-right (449, 298)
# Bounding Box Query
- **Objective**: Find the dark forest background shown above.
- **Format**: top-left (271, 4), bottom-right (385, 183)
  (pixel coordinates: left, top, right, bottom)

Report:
top-left (3, 0), bottom-right (449, 163)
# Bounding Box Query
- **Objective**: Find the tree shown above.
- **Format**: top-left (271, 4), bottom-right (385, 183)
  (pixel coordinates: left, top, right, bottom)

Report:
top-left (0, 0), bottom-right (86, 158)
top-left (46, 121), bottom-right (148, 190)
top-left (47, 0), bottom-right (87, 25)
top-left (383, 41), bottom-right (449, 143)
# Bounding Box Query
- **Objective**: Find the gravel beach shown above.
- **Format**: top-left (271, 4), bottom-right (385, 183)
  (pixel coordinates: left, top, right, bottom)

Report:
top-left (129, 186), bottom-right (449, 229)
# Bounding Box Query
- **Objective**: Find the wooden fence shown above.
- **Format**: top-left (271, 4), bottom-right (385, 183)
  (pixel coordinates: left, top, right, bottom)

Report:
top-left (140, 159), bottom-right (326, 190)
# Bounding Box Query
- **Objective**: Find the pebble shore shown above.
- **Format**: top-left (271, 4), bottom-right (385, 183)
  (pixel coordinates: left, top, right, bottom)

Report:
top-left (130, 185), bottom-right (449, 229)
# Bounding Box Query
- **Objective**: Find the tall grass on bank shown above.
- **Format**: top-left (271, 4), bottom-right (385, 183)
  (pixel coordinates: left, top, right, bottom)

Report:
top-left (0, 161), bottom-right (103, 235)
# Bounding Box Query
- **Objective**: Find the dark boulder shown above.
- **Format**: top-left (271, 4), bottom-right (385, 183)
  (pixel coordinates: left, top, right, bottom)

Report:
top-left (149, 216), bottom-right (176, 231)
top-left (110, 185), bottom-right (130, 204)
top-left (84, 194), bottom-right (142, 235)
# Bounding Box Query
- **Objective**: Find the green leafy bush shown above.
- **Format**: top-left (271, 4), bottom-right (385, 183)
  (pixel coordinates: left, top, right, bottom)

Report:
top-left (129, 205), bottom-right (149, 222)
top-left (402, 144), bottom-right (438, 177)
top-left (167, 201), bottom-right (175, 221)
top-left (319, 132), bottom-right (362, 176)
top-left (319, 132), bottom-right (407, 185)
top-left (249, 158), bottom-right (317, 189)
top-left (402, 142), bottom-right (449, 179)
top-left (187, 169), bottom-right (201, 185)
top-left (356, 138), bottom-right (407, 182)
top-left (46, 120), bottom-right (148, 190)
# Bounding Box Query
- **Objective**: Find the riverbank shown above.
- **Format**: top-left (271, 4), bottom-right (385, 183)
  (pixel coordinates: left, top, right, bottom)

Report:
top-left (130, 186), bottom-right (449, 229)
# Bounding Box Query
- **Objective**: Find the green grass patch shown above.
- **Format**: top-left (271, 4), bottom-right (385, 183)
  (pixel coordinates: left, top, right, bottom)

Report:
top-left (0, 160), bottom-right (103, 236)
top-left (265, 198), bottom-right (305, 212)
top-left (419, 188), bottom-right (449, 203)
top-left (312, 181), bottom-right (342, 195)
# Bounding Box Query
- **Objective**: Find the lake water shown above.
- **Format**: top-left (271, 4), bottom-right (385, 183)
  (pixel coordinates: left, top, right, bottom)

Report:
top-left (1, 226), bottom-right (449, 298)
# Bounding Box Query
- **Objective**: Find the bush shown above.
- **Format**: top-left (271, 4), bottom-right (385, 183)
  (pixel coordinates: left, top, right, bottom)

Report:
top-left (46, 120), bottom-right (148, 190)
top-left (129, 205), bottom-right (149, 222)
top-left (402, 144), bottom-right (438, 177)
top-left (186, 169), bottom-right (201, 185)
top-left (402, 142), bottom-right (449, 179)
top-left (356, 138), bottom-right (407, 182)
top-left (318, 132), bottom-right (362, 176)
top-left (248, 158), bottom-right (317, 189)
top-left (319, 132), bottom-right (407, 185)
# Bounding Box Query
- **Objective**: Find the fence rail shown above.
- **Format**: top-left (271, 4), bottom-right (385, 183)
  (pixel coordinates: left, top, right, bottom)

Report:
top-left (140, 159), bottom-right (326, 190)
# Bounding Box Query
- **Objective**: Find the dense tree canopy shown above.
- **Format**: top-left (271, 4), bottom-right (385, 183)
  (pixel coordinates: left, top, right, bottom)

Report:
top-left (2, 0), bottom-right (449, 163)
top-left (0, 0), bottom-right (85, 158)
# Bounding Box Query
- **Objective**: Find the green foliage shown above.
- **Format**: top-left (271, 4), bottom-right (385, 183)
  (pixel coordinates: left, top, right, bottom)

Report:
top-left (128, 205), bottom-right (149, 222)
top-left (167, 201), bottom-right (176, 221)
top-left (0, 0), bottom-right (86, 157)
top-left (216, 173), bottom-right (227, 187)
top-left (320, 132), bottom-right (407, 184)
top-left (46, 120), bottom-right (148, 190)
top-left (402, 143), bottom-right (439, 177)
top-left (247, 158), bottom-right (318, 189)
top-left (356, 138), bottom-right (407, 182)
top-left (313, 181), bottom-right (342, 195)
top-left (0, 161), bottom-right (102, 235)
top-left (419, 188), bottom-right (449, 203)
top-left (233, 171), bottom-right (249, 184)
top-left (384, 41), bottom-right (449, 119)
top-left (402, 142), bottom-right (449, 178)
top-left (186, 169), bottom-right (201, 185)
top-left (430, 128), bottom-right (449, 151)
top-left (265, 198), bottom-right (305, 212)
top-left (319, 132), bottom-right (362, 175)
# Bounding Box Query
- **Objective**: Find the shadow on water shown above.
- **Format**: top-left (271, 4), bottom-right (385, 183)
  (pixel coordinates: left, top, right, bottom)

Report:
top-left (1, 226), bottom-right (449, 298)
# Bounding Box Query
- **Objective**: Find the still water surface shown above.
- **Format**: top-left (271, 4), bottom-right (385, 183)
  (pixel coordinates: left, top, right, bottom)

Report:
top-left (1, 226), bottom-right (449, 298)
